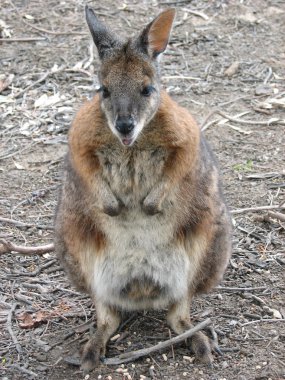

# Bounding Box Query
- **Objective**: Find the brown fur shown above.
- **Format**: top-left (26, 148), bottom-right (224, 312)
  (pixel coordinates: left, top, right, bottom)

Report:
top-left (55, 7), bottom-right (232, 372)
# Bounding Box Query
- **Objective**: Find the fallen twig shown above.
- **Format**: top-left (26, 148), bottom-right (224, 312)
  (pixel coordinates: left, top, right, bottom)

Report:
top-left (183, 8), bottom-right (209, 21)
top-left (231, 205), bottom-right (285, 215)
top-left (217, 110), bottom-right (284, 126)
top-left (216, 286), bottom-right (267, 292)
top-left (104, 318), bottom-right (211, 365)
top-left (0, 37), bottom-right (46, 42)
top-left (0, 216), bottom-right (53, 230)
top-left (0, 216), bottom-right (34, 228)
top-left (267, 211), bottom-right (285, 223)
top-left (201, 109), bottom-right (285, 131)
top-left (7, 303), bottom-right (22, 354)
top-left (0, 239), bottom-right (54, 255)
top-left (8, 364), bottom-right (38, 378)
top-left (241, 318), bottom-right (285, 327)
top-left (14, 66), bottom-right (64, 99)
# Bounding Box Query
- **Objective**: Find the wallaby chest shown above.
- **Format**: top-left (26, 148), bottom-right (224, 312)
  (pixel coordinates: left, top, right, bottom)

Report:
top-left (96, 145), bottom-right (167, 204)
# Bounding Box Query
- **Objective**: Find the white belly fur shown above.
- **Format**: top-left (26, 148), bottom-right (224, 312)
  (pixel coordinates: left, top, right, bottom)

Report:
top-left (89, 208), bottom-right (192, 311)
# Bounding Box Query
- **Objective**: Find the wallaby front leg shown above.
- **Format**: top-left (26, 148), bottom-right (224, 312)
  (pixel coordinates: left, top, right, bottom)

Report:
top-left (142, 146), bottom-right (192, 215)
top-left (142, 181), bottom-right (168, 215)
top-left (81, 302), bottom-right (121, 372)
top-left (95, 176), bottom-right (123, 216)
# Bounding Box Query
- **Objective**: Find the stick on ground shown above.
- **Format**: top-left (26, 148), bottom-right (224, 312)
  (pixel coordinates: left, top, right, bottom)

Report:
top-left (0, 239), bottom-right (54, 255)
top-left (104, 318), bottom-right (211, 365)
top-left (231, 204), bottom-right (285, 215)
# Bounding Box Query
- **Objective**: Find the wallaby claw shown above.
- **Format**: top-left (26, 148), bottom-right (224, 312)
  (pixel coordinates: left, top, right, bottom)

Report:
top-left (205, 326), bottom-right (223, 357)
top-left (142, 203), bottom-right (161, 215)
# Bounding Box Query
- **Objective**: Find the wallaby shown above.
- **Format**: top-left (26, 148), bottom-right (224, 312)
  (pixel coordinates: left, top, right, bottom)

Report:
top-left (55, 6), bottom-right (232, 372)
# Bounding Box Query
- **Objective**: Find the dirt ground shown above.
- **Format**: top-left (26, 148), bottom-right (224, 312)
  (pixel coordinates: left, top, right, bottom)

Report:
top-left (0, 0), bottom-right (285, 379)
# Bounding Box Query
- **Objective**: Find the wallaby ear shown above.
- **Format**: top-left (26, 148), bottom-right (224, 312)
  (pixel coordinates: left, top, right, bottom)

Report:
top-left (85, 5), bottom-right (121, 60)
top-left (138, 9), bottom-right (176, 59)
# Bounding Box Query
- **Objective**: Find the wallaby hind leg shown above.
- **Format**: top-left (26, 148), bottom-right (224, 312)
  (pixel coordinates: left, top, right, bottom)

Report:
top-left (81, 302), bottom-right (121, 372)
top-left (167, 297), bottom-right (213, 365)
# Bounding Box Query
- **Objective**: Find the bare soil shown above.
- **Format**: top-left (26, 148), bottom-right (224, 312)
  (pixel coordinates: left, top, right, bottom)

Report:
top-left (0, 1), bottom-right (285, 379)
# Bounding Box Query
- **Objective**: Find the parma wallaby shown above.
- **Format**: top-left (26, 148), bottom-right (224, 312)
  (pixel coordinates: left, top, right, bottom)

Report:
top-left (55, 6), bottom-right (232, 372)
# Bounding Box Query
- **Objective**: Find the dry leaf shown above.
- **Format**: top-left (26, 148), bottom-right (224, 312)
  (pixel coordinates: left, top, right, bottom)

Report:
top-left (0, 19), bottom-right (12, 38)
top-left (238, 12), bottom-right (258, 24)
top-left (13, 161), bottom-right (26, 170)
top-left (0, 74), bottom-right (14, 93)
top-left (17, 311), bottom-right (50, 329)
top-left (224, 61), bottom-right (240, 77)
top-left (0, 95), bottom-right (14, 104)
top-left (34, 93), bottom-right (61, 108)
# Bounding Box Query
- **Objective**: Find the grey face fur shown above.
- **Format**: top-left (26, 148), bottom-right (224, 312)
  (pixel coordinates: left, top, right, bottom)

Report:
top-left (85, 6), bottom-right (174, 146)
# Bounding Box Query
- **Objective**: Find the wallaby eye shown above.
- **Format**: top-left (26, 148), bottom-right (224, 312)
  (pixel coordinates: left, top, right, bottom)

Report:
top-left (141, 85), bottom-right (155, 97)
top-left (99, 86), bottom-right (110, 99)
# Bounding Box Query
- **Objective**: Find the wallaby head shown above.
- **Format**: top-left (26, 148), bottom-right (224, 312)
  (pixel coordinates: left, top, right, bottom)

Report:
top-left (85, 6), bottom-right (175, 146)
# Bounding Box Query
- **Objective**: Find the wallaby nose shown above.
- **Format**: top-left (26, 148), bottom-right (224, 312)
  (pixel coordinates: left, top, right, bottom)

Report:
top-left (115, 116), bottom-right (134, 135)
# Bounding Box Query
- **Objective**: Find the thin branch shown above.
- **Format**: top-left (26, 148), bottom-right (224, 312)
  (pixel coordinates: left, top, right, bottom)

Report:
top-left (104, 318), bottom-right (211, 365)
top-left (14, 67), bottom-right (64, 99)
top-left (7, 303), bottom-right (22, 354)
top-left (241, 318), bottom-right (285, 327)
top-left (183, 8), bottom-right (209, 21)
top-left (231, 205), bottom-right (285, 215)
top-left (267, 211), bottom-right (285, 223)
top-left (0, 37), bottom-right (46, 42)
top-left (216, 286), bottom-right (267, 292)
top-left (0, 216), bottom-right (53, 230)
top-left (0, 240), bottom-right (54, 255)
top-left (201, 109), bottom-right (285, 131)
top-left (0, 216), bottom-right (34, 228)
top-left (162, 75), bottom-right (201, 81)
top-left (8, 364), bottom-right (38, 378)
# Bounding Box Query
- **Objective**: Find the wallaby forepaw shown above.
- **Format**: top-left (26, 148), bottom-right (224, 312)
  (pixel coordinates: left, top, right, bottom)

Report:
top-left (142, 199), bottom-right (161, 215)
top-left (81, 339), bottom-right (102, 373)
top-left (103, 199), bottom-right (123, 217)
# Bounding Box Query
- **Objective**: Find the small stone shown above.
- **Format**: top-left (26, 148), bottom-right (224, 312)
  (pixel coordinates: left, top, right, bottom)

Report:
top-left (98, 376), bottom-right (102, 380)
top-left (183, 372), bottom-right (187, 377)
top-left (262, 361), bottom-right (267, 366)
top-left (146, 358), bottom-right (151, 362)
top-left (110, 333), bottom-right (120, 341)
top-left (162, 353), bottom-right (167, 361)
top-left (221, 361), bottom-right (228, 369)
top-left (183, 355), bottom-right (194, 363)
top-left (140, 376), bottom-right (146, 379)
top-left (256, 365), bottom-right (261, 369)
top-left (199, 370), bottom-right (204, 375)
top-left (131, 364), bottom-right (136, 368)
top-left (84, 375), bottom-right (90, 380)
top-left (255, 84), bottom-right (273, 96)
top-left (224, 61), bottom-right (239, 77)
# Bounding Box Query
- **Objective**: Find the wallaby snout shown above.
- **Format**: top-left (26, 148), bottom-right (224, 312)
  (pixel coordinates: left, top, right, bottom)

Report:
top-left (115, 115), bottom-right (135, 137)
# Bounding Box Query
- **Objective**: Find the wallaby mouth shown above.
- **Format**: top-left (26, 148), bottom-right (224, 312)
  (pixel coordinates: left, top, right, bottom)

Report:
top-left (122, 136), bottom-right (134, 146)
top-left (115, 115), bottom-right (136, 146)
